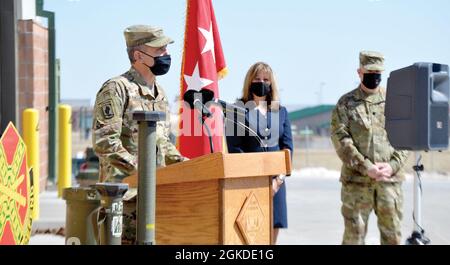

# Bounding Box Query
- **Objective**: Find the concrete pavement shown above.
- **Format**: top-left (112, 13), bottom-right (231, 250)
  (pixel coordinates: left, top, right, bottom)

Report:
top-left (29, 168), bottom-right (450, 245)
top-left (278, 169), bottom-right (450, 245)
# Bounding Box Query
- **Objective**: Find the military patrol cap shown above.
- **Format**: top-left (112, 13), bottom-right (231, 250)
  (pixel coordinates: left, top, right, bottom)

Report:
top-left (124, 25), bottom-right (174, 48)
top-left (359, 50), bottom-right (385, 71)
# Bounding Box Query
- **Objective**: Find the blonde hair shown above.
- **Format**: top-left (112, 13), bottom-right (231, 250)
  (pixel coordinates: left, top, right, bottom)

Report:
top-left (241, 62), bottom-right (280, 110)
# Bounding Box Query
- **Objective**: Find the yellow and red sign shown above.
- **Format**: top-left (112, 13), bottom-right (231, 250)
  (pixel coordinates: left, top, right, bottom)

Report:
top-left (0, 122), bottom-right (34, 245)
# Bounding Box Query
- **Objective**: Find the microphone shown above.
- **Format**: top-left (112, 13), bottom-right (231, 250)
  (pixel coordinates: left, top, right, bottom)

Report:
top-left (183, 90), bottom-right (212, 118)
top-left (182, 89), bottom-right (215, 153)
top-left (197, 90), bottom-right (267, 152)
top-left (199, 89), bottom-right (247, 117)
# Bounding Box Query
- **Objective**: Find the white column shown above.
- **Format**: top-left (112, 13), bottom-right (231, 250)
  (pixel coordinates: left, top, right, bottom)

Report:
top-left (16, 0), bottom-right (36, 20)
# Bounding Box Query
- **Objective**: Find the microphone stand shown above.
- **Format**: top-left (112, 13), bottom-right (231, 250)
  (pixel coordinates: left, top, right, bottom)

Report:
top-left (406, 152), bottom-right (430, 245)
top-left (194, 89), bottom-right (263, 152)
top-left (221, 112), bottom-right (268, 152)
top-left (188, 92), bottom-right (267, 154)
top-left (184, 90), bottom-right (215, 153)
top-left (197, 112), bottom-right (215, 154)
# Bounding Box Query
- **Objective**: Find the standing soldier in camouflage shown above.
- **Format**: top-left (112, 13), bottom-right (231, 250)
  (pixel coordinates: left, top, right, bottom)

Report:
top-left (92, 25), bottom-right (186, 244)
top-left (331, 51), bottom-right (409, 245)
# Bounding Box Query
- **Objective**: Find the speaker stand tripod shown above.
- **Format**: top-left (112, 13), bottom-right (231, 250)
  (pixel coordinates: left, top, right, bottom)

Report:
top-left (406, 152), bottom-right (431, 245)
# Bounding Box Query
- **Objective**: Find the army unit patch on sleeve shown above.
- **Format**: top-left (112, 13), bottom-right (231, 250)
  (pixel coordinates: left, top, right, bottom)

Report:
top-left (101, 101), bottom-right (115, 120)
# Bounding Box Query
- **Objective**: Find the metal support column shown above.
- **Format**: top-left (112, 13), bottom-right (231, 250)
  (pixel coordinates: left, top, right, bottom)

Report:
top-left (36, 0), bottom-right (57, 182)
top-left (133, 111), bottom-right (165, 245)
top-left (0, 0), bottom-right (18, 133)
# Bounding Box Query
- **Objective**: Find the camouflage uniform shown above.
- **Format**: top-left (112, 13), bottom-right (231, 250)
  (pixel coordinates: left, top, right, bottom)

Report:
top-left (93, 67), bottom-right (183, 182)
top-left (92, 25), bottom-right (184, 244)
top-left (330, 51), bottom-right (409, 245)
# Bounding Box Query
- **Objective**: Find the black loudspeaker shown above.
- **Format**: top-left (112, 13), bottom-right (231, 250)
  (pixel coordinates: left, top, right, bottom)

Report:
top-left (386, 63), bottom-right (450, 151)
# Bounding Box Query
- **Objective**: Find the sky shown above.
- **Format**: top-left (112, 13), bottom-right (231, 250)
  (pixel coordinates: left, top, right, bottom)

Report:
top-left (44, 0), bottom-right (450, 109)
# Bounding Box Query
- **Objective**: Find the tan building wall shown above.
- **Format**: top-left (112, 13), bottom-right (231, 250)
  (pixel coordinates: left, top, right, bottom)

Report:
top-left (18, 19), bottom-right (49, 191)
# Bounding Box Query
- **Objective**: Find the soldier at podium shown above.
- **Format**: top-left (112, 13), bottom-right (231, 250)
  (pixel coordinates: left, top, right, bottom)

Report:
top-left (226, 62), bottom-right (294, 244)
top-left (92, 25), bottom-right (187, 244)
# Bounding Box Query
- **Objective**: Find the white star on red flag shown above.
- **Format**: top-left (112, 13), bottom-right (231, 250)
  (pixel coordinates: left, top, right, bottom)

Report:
top-left (184, 63), bottom-right (214, 92)
top-left (199, 23), bottom-right (216, 63)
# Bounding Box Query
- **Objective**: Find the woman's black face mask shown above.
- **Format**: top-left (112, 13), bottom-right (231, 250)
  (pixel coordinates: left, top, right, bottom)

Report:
top-left (362, 73), bottom-right (382, 89)
top-left (250, 82), bottom-right (271, 97)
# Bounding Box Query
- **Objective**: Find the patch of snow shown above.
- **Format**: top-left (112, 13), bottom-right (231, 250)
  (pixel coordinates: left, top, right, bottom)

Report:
top-left (29, 235), bottom-right (65, 245)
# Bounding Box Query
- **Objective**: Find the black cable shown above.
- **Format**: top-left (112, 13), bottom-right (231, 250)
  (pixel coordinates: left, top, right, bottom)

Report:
top-left (198, 115), bottom-right (214, 154)
top-left (202, 117), bottom-right (214, 154)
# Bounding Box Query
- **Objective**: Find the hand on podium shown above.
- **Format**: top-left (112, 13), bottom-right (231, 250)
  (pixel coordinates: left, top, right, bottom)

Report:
top-left (272, 175), bottom-right (285, 196)
top-left (123, 173), bottom-right (137, 188)
top-left (123, 157), bottom-right (189, 188)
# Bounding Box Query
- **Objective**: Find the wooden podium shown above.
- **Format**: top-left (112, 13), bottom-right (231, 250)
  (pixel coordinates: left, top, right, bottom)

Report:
top-left (124, 150), bottom-right (291, 245)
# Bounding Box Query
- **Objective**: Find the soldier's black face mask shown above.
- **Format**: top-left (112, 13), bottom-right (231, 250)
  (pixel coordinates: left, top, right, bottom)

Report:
top-left (140, 51), bottom-right (172, 76)
top-left (362, 73), bottom-right (382, 89)
top-left (250, 82), bottom-right (271, 97)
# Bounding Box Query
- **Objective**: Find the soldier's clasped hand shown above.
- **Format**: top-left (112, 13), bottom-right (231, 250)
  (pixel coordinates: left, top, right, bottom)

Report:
top-left (367, 164), bottom-right (394, 182)
top-left (375, 163), bottom-right (394, 182)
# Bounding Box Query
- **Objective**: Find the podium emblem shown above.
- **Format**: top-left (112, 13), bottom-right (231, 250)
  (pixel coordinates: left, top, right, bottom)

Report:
top-left (236, 192), bottom-right (265, 244)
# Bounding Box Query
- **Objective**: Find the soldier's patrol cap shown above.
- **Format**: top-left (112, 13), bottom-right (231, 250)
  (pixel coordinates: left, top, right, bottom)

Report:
top-left (124, 25), bottom-right (174, 48)
top-left (359, 50), bottom-right (385, 71)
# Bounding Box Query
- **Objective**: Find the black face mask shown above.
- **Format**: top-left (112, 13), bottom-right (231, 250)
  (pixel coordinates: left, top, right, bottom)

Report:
top-left (362, 73), bottom-right (382, 89)
top-left (250, 82), bottom-right (271, 97)
top-left (140, 51), bottom-right (172, 76)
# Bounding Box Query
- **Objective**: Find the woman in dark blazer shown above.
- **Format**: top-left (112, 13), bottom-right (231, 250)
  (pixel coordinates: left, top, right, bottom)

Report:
top-left (226, 62), bottom-right (293, 244)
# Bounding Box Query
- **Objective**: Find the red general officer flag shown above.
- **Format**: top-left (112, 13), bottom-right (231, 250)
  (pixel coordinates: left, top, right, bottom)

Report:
top-left (178, 0), bottom-right (227, 158)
